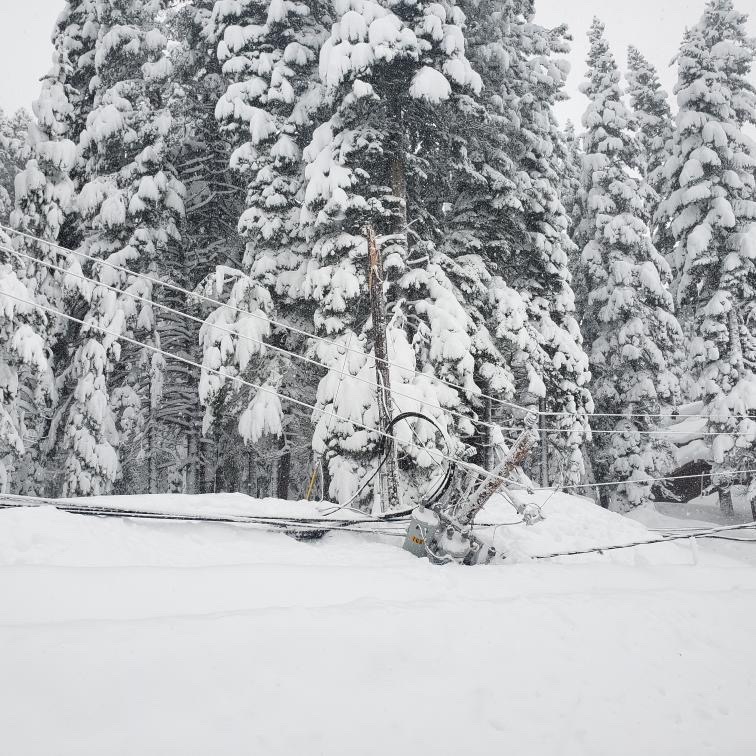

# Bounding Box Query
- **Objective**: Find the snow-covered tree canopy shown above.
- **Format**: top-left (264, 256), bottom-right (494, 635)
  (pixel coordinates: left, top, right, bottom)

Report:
top-left (4, 0), bottom-right (755, 517)
top-left (657, 0), bottom-right (756, 512)
top-left (626, 45), bottom-right (673, 197)
top-left (578, 17), bottom-right (682, 510)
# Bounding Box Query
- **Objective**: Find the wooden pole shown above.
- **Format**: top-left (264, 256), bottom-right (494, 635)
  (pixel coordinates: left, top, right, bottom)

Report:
top-left (540, 399), bottom-right (549, 488)
top-left (365, 224), bottom-right (401, 512)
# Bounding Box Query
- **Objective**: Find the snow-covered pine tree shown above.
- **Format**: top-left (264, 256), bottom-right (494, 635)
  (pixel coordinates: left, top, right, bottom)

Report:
top-left (657, 0), bottom-right (756, 516)
top-left (502, 4), bottom-right (592, 485)
top-left (457, 0), bottom-right (592, 486)
top-left (442, 0), bottom-right (537, 472)
top-left (155, 0), bottom-right (249, 494)
top-left (1, 106), bottom-right (59, 493)
top-left (195, 0), bottom-right (327, 498)
top-left (562, 118), bottom-right (591, 344)
top-left (626, 46), bottom-right (673, 197)
top-left (367, 0), bottom-right (520, 475)
top-left (13, 0), bottom-right (99, 252)
top-left (301, 0), bottom-right (485, 507)
top-left (0, 230), bottom-right (50, 492)
top-left (561, 119), bottom-right (583, 237)
top-left (625, 44), bottom-right (697, 403)
top-left (9, 3), bottom-right (101, 494)
top-left (579, 17), bottom-right (682, 510)
top-left (62, 0), bottom-right (185, 495)
top-left (0, 109), bottom-right (31, 225)
top-left (625, 43), bottom-right (679, 283)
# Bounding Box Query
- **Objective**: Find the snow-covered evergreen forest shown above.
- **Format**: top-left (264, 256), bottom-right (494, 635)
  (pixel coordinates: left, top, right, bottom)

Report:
top-left (1, 0), bottom-right (755, 515)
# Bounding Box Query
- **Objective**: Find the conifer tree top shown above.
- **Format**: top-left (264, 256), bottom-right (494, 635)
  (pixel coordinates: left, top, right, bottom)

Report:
top-left (674, 0), bottom-right (756, 127)
top-left (579, 17), bottom-right (636, 169)
top-left (626, 45), bottom-right (671, 123)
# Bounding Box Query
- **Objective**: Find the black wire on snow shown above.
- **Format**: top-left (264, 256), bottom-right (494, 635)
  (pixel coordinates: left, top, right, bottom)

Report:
top-left (319, 410), bottom-right (457, 518)
top-left (381, 411), bottom-right (456, 508)
top-left (531, 521), bottom-right (756, 559)
top-left (0, 412), bottom-right (454, 532)
top-left (0, 494), bottom-right (407, 527)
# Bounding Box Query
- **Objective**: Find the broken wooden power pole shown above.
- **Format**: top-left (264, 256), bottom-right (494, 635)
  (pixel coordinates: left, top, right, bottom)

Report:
top-left (456, 412), bottom-right (540, 527)
top-left (365, 224), bottom-right (401, 512)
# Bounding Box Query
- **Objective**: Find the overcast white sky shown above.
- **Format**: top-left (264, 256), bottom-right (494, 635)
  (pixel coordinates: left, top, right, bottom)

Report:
top-left (0, 0), bottom-right (754, 124)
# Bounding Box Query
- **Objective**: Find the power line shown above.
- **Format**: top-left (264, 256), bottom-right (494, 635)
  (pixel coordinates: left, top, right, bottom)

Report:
top-left (3, 493), bottom-right (755, 557)
top-left (4, 289), bottom-right (756, 498)
top-left (532, 521), bottom-right (756, 559)
top-left (0, 288), bottom-right (527, 496)
top-left (7, 222), bottom-right (754, 425)
top-left (3, 238), bottom-right (749, 438)
top-left (531, 467), bottom-right (756, 492)
top-left (1, 223), bottom-right (541, 419)
top-left (6, 222), bottom-right (718, 426)
top-left (3, 242), bottom-right (501, 438)
top-left (0, 494), bottom-right (409, 537)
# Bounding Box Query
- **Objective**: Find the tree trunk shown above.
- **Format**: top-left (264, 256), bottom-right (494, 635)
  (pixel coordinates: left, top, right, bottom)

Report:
top-left (582, 445), bottom-right (606, 507)
top-left (720, 486), bottom-right (735, 518)
top-left (185, 430), bottom-right (198, 495)
top-left (276, 436), bottom-right (291, 500)
top-left (148, 421), bottom-right (158, 494)
top-left (729, 307), bottom-right (743, 369)
top-left (539, 399), bottom-right (549, 488)
top-left (201, 434), bottom-right (217, 494)
top-left (321, 458), bottom-right (331, 504)
top-left (479, 396), bottom-right (493, 470)
top-left (247, 450), bottom-right (255, 496)
top-left (366, 224), bottom-right (401, 512)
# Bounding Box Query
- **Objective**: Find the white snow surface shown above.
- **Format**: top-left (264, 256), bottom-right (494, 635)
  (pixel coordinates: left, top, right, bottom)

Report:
top-left (2, 492), bottom-right (755, 755)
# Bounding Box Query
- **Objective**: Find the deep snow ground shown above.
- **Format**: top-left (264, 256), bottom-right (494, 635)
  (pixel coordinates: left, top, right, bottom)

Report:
top-left (1, 493), bottom-right (755, 756)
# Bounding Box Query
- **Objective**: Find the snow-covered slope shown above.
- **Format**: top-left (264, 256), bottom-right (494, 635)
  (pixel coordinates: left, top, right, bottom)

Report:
top-left (1, 495), bottom-right (755, 756)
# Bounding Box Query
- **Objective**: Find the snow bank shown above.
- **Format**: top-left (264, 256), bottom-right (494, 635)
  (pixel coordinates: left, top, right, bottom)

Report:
top-left (51, 491), bottom-right (363, 520)
top-left (0, 488), bottom-right (713, 570)
top-left (478, 488), bottom-right (689, 564)
top-left (1, 499), bottom-right (756, 756)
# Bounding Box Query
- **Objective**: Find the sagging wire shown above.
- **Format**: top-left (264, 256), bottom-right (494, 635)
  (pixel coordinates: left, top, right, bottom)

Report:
top-left (531, 468), bottom-right (756, 493)
top-left (0, 492), bottom-right (408, 534)
top-left (532, 521), bottom-right (756, 559)
top-left (1, 286), bottom-right (755, 503)
top-left (4, 241), bottom-right (753, 438)
top-left (6, 223), bottom-right (756, 424)
top-left (319, 410), bottom-right (455, 517)
top-left (0, 288), bottom-right (528, 496)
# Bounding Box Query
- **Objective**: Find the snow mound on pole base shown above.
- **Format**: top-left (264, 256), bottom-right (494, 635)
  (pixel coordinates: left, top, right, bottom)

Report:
top-left (478, 489), bottom-right (689, 564)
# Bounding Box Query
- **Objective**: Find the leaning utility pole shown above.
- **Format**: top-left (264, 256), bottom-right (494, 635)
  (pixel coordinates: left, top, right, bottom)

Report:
top-left (365, 224), bottom-right (401, 512)
top-left (456, 412), bottom-right (540, 527)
